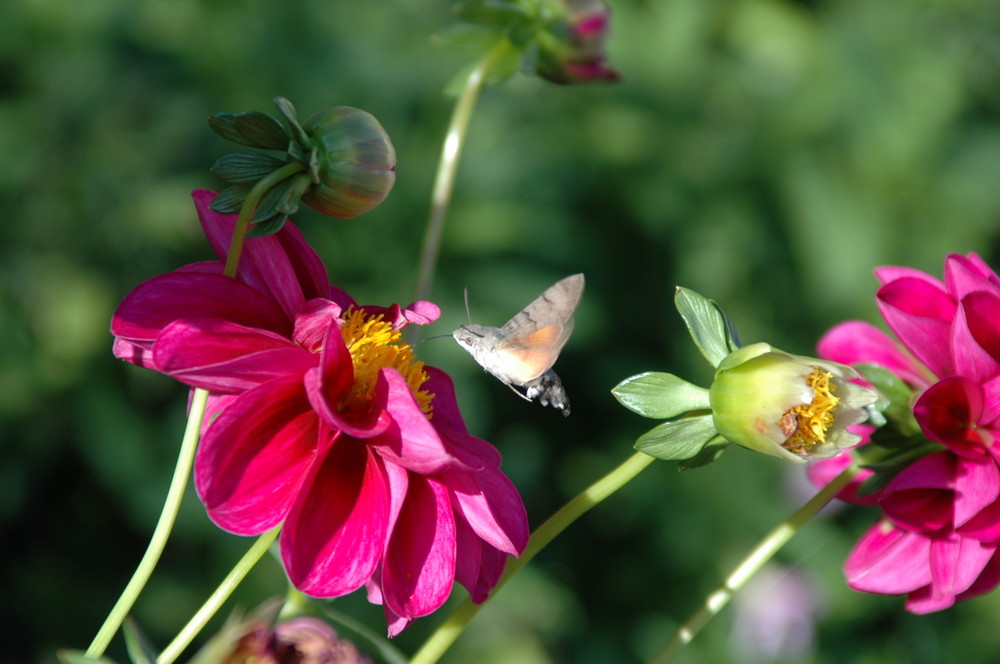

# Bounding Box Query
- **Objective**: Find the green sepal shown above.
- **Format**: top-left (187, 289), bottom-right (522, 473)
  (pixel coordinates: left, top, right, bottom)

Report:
top-left (612, 372), bottom-right (710, 419)
top-left (211, 183), bottom-right (284, 225)
top-left (452, 0), bottom-right (528, 25)
top-left (208, 111), bottom-right (288, 150)
top-left (243, 179), bottom-right (297, 236)
top-left (677, 435), bottom-right (729, 470)
top-left (123, 618), bottom-right (156, 664)
top-left (854, 363), bottom-right (921, 437)
top-left (57, 651), bottom-right (118, 664)
top-left (634, 413), bottom-right (718, 461)
top-left (674, 288), bottom-right (742, 368)
top-left (273, 97), bottom-right (313, 153)
top-left (211, 151), bottom-right (288, 184)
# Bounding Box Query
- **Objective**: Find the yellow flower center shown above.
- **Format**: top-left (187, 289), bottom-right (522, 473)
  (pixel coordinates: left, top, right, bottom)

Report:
top-left (339, 308), bottom-right (433, 416)
top-left (780, 367), bottom-right (838, 455)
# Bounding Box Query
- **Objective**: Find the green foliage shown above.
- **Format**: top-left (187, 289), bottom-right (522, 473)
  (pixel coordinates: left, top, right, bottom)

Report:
top-left (633, 413), bottom-right (718, 461)
top-left (674, 288), bottom-right (742, 368)
top-left (611, 371), bottom-right (710, 419)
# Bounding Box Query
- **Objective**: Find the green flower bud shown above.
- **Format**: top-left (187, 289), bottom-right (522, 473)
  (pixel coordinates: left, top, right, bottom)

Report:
top-left (708, 343), bottom-right (878, 463)
top-left (300, 106), bottom-right (396, 219)
top-left (208, 98), bottom-right (396, 235)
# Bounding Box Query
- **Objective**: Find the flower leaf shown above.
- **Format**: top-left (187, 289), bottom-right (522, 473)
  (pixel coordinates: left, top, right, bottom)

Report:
top-left (233, 111), bottom-right (289, 150)
top-left (211, 150), bottom-right (288, 184)
top-left (634, 413), bottom-right (718, 460)
top-left (854, 363), bottom-right (921, 437)
top-left (674, 287), bottom-right (740, 367)
top-left (612, 371), bottom-right (710, 419)
top-left (677, 436), bottom-right (729, 470)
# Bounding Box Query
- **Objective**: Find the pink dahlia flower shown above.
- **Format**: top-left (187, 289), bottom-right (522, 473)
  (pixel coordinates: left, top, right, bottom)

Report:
top-left (813, 253), bottom-right (1000, 613)
top-left (111, 190), bottom-right (528, 634)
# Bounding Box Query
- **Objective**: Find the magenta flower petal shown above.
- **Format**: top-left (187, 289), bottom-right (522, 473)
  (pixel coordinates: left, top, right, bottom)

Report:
top-left (963, 292), bottom-right (1000, 366)
top-left (421, 367), bottom-right (471, 435)
top-left (950, 298), bottom-right (1000, 384)
top-left (953, 457), bottom-right (1000, 527)
top-left (195, 378), bottom-right (318, 534)
top-left (957, 497), bottom-right (1000, 541)
top-left (956, 547), bottom-right (1000, 601)
top-left (874, 265), bottom-right (944, 288)
top-left (282, 442), bottom-right (389, 598)
top-left (442, 452), bottom-right (529, 555)
top-left (903, 584), bottom-right (955, 614)
top-left (914, 376), bottom-right (988, 456)
top-left (846, 521), bottom-right (933, 594)
top-left (371, 370), bottom-right (458, 474)
top-left (111, 272), bottom-right (292, 348)
top-left (944, 253), bottom-right (1000, 300)
top-left (881, 452), bottom-right (956, 532)
top-left (154, 319), bottom-right (314, 393)
top-left (381, 476), bottom-right (457, 620)
top-left (929, 534), bottom-right (996, 598)
top-left (877, 277), bottom-right (957, 378)
top-left (192, 190), bottom-right (327, 318)
top-left (816, 321), bottom-right (927, 387)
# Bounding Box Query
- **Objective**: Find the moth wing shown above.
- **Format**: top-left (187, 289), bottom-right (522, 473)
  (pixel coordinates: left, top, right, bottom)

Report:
top-left (495, 325), bottom-right (568, 384)
top-left (501, 273), bottom-right (584, 337)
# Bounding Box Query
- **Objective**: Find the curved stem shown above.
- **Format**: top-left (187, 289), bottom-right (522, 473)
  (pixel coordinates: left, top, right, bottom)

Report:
top-left (412, 38), bottom-right (512, 305)
top-left (647, 461), bottom-right (862, 664)
top-left (157, 527), bottom-right (281, 664)
top-left (223, 162), bottom-right (306, 278)
top-left (86, 165), bottom-right (304, 658)
top-left (410, 451), bottom-right (656, 664)
top-left (84, 389), bottom-right (210, 659)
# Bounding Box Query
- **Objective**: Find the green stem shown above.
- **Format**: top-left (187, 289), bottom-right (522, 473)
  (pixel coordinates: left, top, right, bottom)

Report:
top-left (412, 38), bottom-right (512, 305)
top-left (647, 461), bottom-right (862, 664)
top-left (157, 527), bottom-right (281, 664)
top-left (222, 162), bottom-right (306, 278)
top-left (410, 451), bottom-right (656, 664)
top-left (84, 388), bottom-right (210, 659)
top-left (86, 165), bottom-right (304, 658)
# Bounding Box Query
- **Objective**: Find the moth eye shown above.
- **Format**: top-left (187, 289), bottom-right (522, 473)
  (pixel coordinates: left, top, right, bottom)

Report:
top-left (463, 338), bottom-right (474, 346)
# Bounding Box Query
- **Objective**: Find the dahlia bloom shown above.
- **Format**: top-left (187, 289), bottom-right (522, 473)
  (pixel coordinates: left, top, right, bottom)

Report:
top-left (708, 343), bottom-right (877, 462)
top-left (111, 190), bottom-right (528, 634)
top-left (813, 253), bottom-right (1000, 613)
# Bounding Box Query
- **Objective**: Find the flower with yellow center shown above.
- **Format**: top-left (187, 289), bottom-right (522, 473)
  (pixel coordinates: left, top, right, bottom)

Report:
top-left (709, 343), bottom-right (878, 462)
top-left (339, 308), bottom-right (433, 416)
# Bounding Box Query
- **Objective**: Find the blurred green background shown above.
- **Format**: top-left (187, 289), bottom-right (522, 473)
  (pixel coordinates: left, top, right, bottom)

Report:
top-left (3, 0), bottom-right (1000, 662)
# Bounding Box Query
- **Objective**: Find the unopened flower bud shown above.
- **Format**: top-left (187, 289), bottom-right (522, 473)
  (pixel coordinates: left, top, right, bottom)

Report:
top-left (533, 0), bottom-right (619, 85)
top-left (299, 106), bottom-right (396, 219)
top-left (709, 343), bottom-right (878, 462)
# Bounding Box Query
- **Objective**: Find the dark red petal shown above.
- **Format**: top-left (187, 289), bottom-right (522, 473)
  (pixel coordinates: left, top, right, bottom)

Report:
top-left (914, 376), bottom-right (988, 457)
top-left (881, 452), bottom-right (955, 532)
top-left (282, 443), bottom-right (389, 598)
top-left (195, 377), bottom-right (318, 534)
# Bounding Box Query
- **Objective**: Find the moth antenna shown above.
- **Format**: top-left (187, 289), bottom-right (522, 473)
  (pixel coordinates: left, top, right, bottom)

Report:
top-left (410, 333), bottom-right (453, 346)
top-left (464, 286), bottom-right (473, 323)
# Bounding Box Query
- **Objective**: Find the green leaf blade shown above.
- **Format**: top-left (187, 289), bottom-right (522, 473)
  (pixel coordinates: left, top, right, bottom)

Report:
top-left (634, 414), bottom-right (718, 461)
top-left (612, 372), bottom-right (710, 419)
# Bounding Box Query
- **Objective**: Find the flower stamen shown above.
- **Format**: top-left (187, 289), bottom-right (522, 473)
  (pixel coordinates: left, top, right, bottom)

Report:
top-left (782, 368), bottom-right (839, 455)
top-left (340, 308), bottom-right (433, 415)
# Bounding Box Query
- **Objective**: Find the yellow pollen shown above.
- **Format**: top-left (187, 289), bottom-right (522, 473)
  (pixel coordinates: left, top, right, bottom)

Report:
top-left (782, 367), bottom-right (838, 455)
top-left (339, 308), bottom-right (433, 416)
